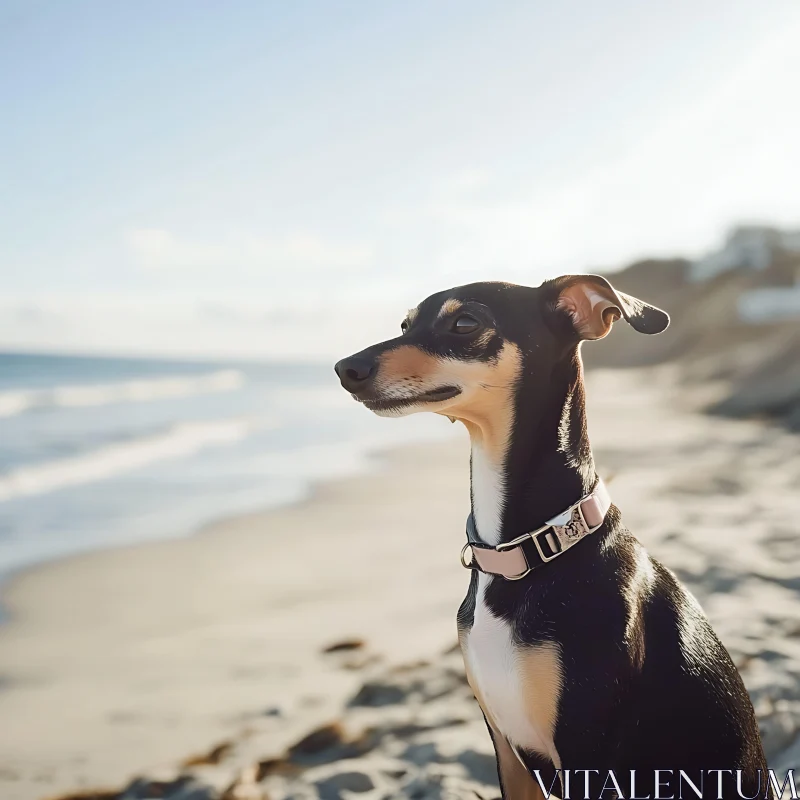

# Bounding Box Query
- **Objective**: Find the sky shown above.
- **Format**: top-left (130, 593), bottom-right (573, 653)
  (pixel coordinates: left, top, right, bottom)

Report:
top-left (1, 0), bottom-right (799, 360)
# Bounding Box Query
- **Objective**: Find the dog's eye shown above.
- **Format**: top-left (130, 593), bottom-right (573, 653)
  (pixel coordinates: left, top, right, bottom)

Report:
top-left (452, 315), bottom-right (480, 334)
top-left (400, 320), bottom-right (409, 334)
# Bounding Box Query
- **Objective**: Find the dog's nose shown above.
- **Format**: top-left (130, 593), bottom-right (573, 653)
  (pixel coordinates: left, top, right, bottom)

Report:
top-left (334, 357), bottom-right (375, 392)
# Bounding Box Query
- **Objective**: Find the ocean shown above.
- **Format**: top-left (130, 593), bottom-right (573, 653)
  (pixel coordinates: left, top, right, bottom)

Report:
top-left (0, 351), bottom-right (453, 580)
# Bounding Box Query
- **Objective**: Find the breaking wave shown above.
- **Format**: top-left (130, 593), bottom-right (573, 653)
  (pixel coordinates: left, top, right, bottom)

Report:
top-left (0, 369), bottom-right (245, 419)
top-left (0, 418), bottom-right (253, 503)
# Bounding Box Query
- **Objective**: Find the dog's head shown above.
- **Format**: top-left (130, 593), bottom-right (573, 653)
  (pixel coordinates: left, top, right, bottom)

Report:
top-left (334, 275), bottom-right (669, 422)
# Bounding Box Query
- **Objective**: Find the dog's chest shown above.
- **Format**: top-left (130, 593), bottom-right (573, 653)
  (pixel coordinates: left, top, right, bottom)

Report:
top-left (463, 579), bottom-right (562, 763)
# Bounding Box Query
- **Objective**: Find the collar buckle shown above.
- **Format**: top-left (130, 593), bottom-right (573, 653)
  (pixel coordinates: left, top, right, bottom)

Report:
top-left (531, 526), bottom-right (564, 563)
top-left (495, 523), bottom-right (559, 580)
top-left (461, 479), bottom-right (611, 580)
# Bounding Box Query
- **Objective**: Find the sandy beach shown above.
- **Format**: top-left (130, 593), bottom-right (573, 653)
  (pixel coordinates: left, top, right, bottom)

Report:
top-left (1, 366), bottom-right (799, 800)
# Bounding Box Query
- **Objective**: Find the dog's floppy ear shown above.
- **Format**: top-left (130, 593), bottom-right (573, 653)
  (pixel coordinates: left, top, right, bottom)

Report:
top-left (548, 274), bottom-right (670, 340)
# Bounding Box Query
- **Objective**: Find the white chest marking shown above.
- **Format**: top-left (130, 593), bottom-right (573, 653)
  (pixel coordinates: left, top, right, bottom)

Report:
top-left (465, 597), bottom-right (563, 765)
top-left (466, 442), bottom-right (563, 765)
top-left (470, 442), bottom-right (505, 549)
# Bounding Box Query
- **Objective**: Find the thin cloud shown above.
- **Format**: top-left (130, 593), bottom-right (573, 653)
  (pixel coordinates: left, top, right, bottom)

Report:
top-left (127, 228), bottom-right (374, 274)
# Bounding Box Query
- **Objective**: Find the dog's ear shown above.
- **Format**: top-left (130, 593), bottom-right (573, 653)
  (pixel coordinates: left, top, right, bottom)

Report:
top-left (547, 274), bottom-right (669, 340)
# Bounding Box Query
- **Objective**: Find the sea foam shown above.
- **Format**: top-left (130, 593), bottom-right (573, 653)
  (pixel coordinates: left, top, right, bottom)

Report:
top-left (0, 418), bottom-right (253, 503)
top-left (0, 369), bottom-right (245, 419)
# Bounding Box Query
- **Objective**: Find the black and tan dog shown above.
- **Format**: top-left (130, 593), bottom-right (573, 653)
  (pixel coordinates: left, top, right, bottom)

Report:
top-left (335, 275), bottom-right (767, 799)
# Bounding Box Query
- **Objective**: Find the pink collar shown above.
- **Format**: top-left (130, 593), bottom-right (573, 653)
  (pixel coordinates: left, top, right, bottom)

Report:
top-left (461, 479), bottom-right (612, 581)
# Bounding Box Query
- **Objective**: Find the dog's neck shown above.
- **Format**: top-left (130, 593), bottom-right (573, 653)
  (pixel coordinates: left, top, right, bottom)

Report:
top-left (467, 350), bottom-right (596, 547)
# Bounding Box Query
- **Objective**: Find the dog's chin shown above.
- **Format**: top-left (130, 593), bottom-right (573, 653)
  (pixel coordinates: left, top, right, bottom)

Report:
top-left (358, 386), bottom-right (462, 418)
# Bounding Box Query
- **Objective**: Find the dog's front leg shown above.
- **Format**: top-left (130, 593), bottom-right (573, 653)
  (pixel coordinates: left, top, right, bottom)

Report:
top-left (484, 718), bottom-right (548, 800)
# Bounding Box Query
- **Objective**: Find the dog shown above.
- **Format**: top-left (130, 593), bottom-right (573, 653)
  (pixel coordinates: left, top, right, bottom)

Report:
top-left (335, 275), bottom-right (768, 800)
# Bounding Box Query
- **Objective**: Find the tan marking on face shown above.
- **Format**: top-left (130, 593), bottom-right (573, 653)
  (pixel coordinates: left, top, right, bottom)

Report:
top-left (376, 345), bottom-right (440, 389)
top-left (517, 642), bottom-right (564, 769)
top-left (441, 342), bottom-right (522, 465)
top-left (474, 328), bottom-right (495, 348)
top-left (437, 298), bottom-right (463, 318)
top-left (369, 340), bottom-right (522, 461)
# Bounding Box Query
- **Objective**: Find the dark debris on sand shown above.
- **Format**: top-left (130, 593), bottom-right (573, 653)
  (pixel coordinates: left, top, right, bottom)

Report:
top-left (49, 647), bottom-right (499, 800)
